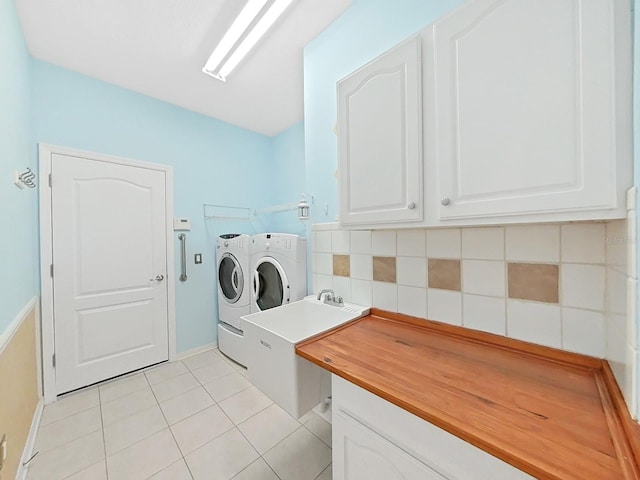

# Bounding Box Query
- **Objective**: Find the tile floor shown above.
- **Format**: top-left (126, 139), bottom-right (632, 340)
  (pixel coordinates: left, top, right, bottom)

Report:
top-left (26, 348), bottom-right (332, 480)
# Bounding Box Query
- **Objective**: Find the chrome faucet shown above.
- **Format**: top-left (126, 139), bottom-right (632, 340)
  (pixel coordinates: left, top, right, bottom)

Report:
top-left (317, 289), bottom-right (334, 301)
top-left (317, 289), bottom-right (344, 307)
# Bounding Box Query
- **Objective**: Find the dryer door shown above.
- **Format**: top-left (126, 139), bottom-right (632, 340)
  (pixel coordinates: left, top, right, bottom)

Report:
top-left (218, 253), bottom-right (244, 304)
top-left (253, 257), bottom-right (290, 311)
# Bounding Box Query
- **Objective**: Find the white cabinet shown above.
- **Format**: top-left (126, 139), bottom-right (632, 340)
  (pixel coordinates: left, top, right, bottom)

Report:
top-left (332, 375), bottom-right (534, 480)
top-left (424, 0), bottom-right (632, 222)
top-left (334, 409), bottom-right (446, 480)
top-left (336, 0), bottom-right (631, 229)
top-left (337, 36), bottom-right (423, 226)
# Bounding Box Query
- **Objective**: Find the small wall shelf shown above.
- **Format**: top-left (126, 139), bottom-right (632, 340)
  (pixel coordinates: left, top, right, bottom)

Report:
top-left (203, 204), bottom-right (252, 222)
top-left (254, 202), bottom-right (299, 215)
top-left (204, 198), bottom-right (310, 223)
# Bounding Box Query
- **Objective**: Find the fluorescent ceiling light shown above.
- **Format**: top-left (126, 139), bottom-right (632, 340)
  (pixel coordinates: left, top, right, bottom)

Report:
top-left (203, 0), bottom-right (294, 82)
top-left (203, 0), bottom-right (268, 76)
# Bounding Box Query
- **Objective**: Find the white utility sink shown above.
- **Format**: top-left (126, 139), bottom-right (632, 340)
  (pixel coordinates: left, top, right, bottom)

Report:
top-left (242, 296), bottom-right (369, 418)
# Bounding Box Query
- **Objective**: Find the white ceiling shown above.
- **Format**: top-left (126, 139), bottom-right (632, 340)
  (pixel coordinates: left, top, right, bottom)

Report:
top-left (15, 0), bottom-right (351, 136)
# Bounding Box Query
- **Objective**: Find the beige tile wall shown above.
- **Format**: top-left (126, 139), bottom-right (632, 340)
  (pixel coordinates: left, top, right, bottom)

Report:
top-left (311, 221), bottom-right (627, 362)
top-left (0, 304), bottom-right (39, 480)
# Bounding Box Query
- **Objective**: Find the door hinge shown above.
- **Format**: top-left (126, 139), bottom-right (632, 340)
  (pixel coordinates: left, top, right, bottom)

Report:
top-left (52, 354), bottom-right (56, 368)
top-left (50, 264), bottom-right (53, 278)
top-left (48, 173), bottom-right (52, 187)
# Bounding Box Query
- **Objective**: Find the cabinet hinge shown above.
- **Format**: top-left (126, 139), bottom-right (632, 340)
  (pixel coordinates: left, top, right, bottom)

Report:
top-left (52, 354), bottom-right (56, 368)
top-left (48, 173), bottom-right (52, 187)
top-left (50, 264), bottom-right (53, 278)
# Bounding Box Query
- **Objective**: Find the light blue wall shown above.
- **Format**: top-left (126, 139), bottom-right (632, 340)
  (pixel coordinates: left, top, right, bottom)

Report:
top-left (303, 0), bottom-right (465, 224)
top-left (0, 0), bottom-right (38, 333)
top-left (270, 121), bottom-right (311, 289)
top-left (273, 122), bottom-right (305, 207)
top-left (270, 121), bottom-right (307, 235)
top-left (31, 60), bottom-right (278, 353)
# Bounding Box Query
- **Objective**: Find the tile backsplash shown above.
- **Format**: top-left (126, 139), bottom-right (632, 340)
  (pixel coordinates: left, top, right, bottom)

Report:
top-left (312, 222), bottom-right (627, 358)
top-left (312, 215), bottom-right (639, 418)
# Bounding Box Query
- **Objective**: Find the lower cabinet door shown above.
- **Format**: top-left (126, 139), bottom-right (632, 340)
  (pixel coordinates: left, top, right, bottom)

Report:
top-left (334, 410), bottom-right (448, 480)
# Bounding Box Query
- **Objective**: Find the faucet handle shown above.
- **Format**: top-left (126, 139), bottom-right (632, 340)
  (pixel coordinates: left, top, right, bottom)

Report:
top-left (317, 288), bottom-right (335, 301)
top-left (321, 293), bottom-right (344, 307)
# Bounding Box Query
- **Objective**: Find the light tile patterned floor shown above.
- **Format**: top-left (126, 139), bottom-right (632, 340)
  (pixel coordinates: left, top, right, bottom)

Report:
top-left (27, 348), bottom-right (332, 480)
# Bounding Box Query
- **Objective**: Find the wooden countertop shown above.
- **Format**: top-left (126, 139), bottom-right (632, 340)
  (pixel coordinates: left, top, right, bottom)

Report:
top-left (296, 310), bottom-right (640, 480)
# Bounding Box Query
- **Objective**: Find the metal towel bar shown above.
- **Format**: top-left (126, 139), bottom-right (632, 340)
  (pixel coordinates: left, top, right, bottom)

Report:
top-left (178, 233), bottom-right (187, 282)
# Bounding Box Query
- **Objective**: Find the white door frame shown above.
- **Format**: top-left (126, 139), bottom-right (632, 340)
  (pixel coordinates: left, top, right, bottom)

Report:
top-left (39, 144), bottom-right (176, 404)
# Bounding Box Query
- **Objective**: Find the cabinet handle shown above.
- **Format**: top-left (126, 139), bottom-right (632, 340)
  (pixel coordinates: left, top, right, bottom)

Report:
top-left (407, 202), bottom-right (416, 210)
top-left (441, 197), bottom-right (451, 206)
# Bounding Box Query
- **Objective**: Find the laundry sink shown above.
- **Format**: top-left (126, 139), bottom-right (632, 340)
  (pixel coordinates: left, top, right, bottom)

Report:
top-left (242, 295), bottom-right (369, 418)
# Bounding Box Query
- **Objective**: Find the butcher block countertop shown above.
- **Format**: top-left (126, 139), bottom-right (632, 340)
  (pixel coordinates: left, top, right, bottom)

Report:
top-left (295, 310), bottom-right (640, 480)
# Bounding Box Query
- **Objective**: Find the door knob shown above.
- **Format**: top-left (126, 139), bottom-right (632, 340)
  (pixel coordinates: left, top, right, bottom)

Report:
top-left (441, 197), bottom-right (451, 206)
top-left (150, 274), bottom-right (165, 282)
top-left (407, 202), bottom-right (416, 210)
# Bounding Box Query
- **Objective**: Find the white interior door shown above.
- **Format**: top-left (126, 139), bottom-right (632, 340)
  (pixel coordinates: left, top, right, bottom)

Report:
top-left (51, 153), bottom-right (169, 394)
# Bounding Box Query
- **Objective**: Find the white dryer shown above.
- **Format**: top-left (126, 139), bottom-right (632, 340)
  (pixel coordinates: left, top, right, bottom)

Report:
top-left (250, 233), bottom-right (307, 313)
top-left (216, 234), bottom-right (251, 365)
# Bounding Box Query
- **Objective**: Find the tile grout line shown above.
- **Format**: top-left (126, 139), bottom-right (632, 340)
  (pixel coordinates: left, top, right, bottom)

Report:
top-left (42, 391), bottom-right (104, 479)
top-left (559, 223), bottom-right (565, 349)
top-left (301, 419), bottom-right (332, 449)
top-left (503, 227), bottom-right (509, 338)
top-left (138, 372), bottom-right (166, 473)
top-left (143, 365), bottom-right (196, 480)
top-left (254, 424), bottom-right (309, 480)
top-left (34, 355), bottom-right (234, 479)
top-left (184, 350), bottom-right (304, 480)
top-left (49, 351), bottom-right (330, 480)
top-left (36, 395), bottom-right (102, 479)
top-left (37, 392), bottom-right (97, 428)
top-left (100, 371), bottom-right (173, 477)
top-left (217, 357), bottom-right (333, 478)
top-left (151, 352), bottom-right (267, 477)
top-left (233, 426), bottom-right (283, 480)
top-left (177, 360), bottom-right (274, 478)
top-left (42, 429), bottom-right (106, 480)
top-left (315, 463), bottom-right (332, 480)
top-left (97, 385), bottom-right (109, 480)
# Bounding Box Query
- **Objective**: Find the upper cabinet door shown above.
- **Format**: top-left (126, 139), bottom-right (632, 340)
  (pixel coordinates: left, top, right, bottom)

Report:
top-left (430, 0), bottom-right (631, 221)
top-left (338, 36), bottom-right (423, 226)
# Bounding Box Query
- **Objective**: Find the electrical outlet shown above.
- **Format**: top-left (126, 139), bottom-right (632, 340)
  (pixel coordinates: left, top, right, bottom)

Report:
top-left (0, 433), bottom-right (7, 472)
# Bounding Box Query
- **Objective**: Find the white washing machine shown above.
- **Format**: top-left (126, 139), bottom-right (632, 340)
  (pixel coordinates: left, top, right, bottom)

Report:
top-left (216, 234), bottom-right (251, 366)
top-left (250, 233), bottom-right (307, 313)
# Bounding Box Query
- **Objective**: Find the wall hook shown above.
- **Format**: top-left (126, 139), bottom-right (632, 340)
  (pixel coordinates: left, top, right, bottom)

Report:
top-left (15, 168), bottom-right (36, 189)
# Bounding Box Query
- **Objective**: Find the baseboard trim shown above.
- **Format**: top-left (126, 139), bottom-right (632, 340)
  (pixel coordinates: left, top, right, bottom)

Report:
top-left (15, 398), bottom-right (43, 480)
top-left (0, 297), bottom-right (38, 356)
top-left (175, 342), bottom-right (217, 361)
